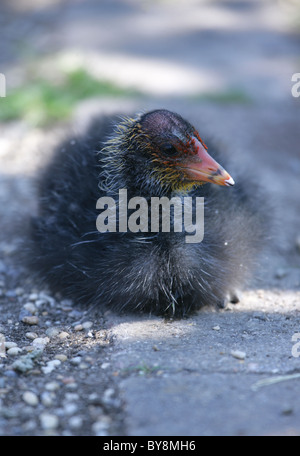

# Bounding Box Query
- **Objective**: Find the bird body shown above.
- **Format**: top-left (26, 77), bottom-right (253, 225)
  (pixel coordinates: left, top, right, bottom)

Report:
top-left (27, 110), bottom-right (268, 317)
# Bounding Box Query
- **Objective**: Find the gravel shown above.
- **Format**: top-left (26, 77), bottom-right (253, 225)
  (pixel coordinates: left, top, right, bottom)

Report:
top-left (21, 316), bottom-right (39, 326)
top-left (230, 350), bottom-right (247, 360)
top-left (39, 412), bottom-right (59, 431)
top-left (0, 268), bottom-right (124, 435)
top-left (22, 391), bottom-right (39, 407)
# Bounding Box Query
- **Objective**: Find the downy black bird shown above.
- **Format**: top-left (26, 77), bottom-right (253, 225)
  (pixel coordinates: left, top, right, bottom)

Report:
top-left (27, 109), bottom-right (268, 317)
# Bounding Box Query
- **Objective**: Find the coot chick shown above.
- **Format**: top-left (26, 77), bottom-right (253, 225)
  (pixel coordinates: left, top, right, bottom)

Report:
top-left (27, 109), bottom-right (268, 317)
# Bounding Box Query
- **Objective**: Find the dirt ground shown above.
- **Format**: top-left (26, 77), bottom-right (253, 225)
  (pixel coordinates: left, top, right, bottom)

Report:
top-left (0, 0), bottom-right (300, 437)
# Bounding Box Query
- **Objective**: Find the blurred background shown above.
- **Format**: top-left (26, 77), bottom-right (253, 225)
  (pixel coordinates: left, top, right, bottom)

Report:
top-left (0, 0), bottom-right (300, 280)
top-left (1, 0), bottom-right (300, 120)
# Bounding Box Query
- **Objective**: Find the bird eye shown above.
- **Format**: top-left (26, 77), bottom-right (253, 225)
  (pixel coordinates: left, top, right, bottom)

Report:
top-left (162, 144), bottom-right (177, 156)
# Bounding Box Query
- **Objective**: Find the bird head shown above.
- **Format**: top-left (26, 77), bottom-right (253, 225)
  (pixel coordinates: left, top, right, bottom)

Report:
top-left (100, 109), bottom-right (234, 195)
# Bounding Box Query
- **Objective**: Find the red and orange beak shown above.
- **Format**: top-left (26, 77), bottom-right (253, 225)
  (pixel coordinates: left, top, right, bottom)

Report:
top-left (182, 136), bottom-right (235, 187)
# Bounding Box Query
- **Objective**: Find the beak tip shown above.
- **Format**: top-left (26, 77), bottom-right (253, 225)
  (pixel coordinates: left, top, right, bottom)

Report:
top-left (224, 176), bottom-right (235, 187)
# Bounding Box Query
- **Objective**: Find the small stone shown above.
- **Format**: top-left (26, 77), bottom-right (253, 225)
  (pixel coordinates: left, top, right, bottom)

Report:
top-left (60, 298), bottom-right (73, 307)
top-left (212, 325), bottom-right (220, 331)
top-left (64, 403), bottom-right (78, 415)
top-left (66, 382), bottom-right (78, 391)
top-left (70, 356), bottom-right (81, 365)
top-left (45, 327), bottom-right (60, 338)
top-left (45, 381), bottom-right (60, 391)
top-left (23, 303), bottom-right (37, 314)
top-left (41, 359), bottom-right (61, 374)
top-left (25, 332), bottom-right (38, 340)
top-left (39, 293), bottom-right (56, 306)
top-left (22, 419), bottom-right (36, 432)
top-left (6, 290), bottom-right (16, 298)
top-left (15, 287), bottom-right (24, 296)
top-left (68, 416), bottom-right (83, 429)
top-left (69, 309), bottom-right (83, 319)
top-left (58, 331), bottom-right (69, 340)
top-left (92, 416), bottom-right (111, 436)
top-left (22, 316), bottom-right (39, 326)
top-left (22, 391), bottom-right (39, 406)
top-left (41, 391), bottom-right (54, 407)
top-left (65, 393), bottom-right (79, 402)
top-left (7, 347), bottom-right (22, 356)
top-left (101, 362), bottom-right (110, 369)
top-left (61, 376), bottom-right (75, 385)
top-left (74, 324), bottom-right (83, 331)
top-left (40, 412), bottom-right (59, 430)
top-left (103, 388), bottom-right (114, 403)
top-left (34, 299), bottom-right (45, 308)
top-left (231, 350), bottom-right (246, 360)
top-left (54, 354), bottom-right (67, 362)
top-left (1, 407), bottom-right (18, 419)
top-left (12, 350), bottom-right (42, 373)
top-left (5, 341), bottom-right (17, 349)
top-left (29, 368), bottom-right (42, 375)
top-left (65, 382), bottom-right (77, 390)
top-left (32, 337), bottom-right (50, 347)
top-left (82, 321), bottom-right (93, 329)
top-left (19, 308), bottom-right (32, 321)
top-left (28, 293), bottom-right (39, 301)
top-left (4, 370), bottom-right (17, 378)
top-left (12, 358), bottom-right (33, 373)
top-left (88, 393), bottom-right (99, 404)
